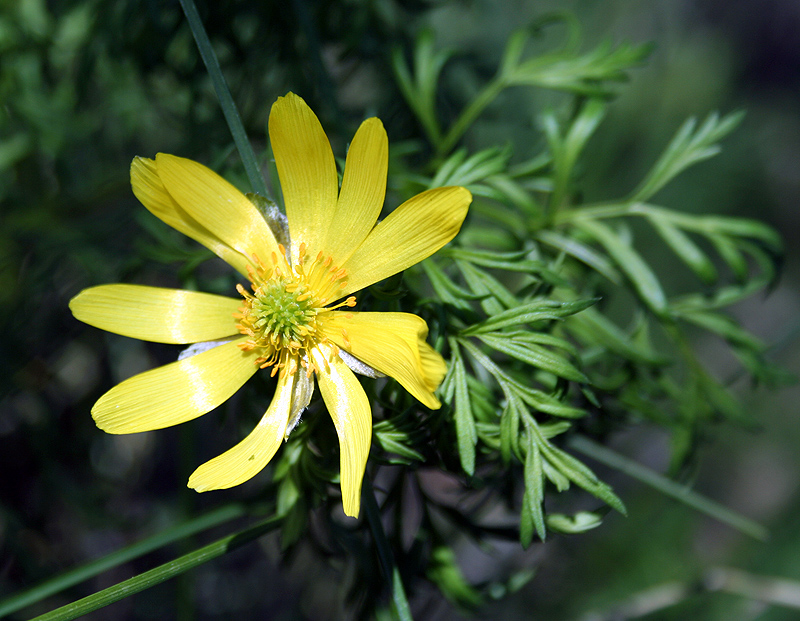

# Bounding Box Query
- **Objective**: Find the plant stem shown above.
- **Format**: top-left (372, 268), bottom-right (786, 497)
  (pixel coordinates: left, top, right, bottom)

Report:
top-left (28, 513), bottom-right (281, 621)
top-left (568, 435), bottom-right (769, 541)
top-left (438, 77), bottom-right (506, 158)
top-left (363, 477), bottom-right (413, 621)
top-left (179, 0), bottom-right (270, 198)
top-left (0, 504), bottom-right (248, 618)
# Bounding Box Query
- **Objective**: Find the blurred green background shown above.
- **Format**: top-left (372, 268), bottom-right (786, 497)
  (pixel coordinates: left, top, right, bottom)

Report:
top-left (1, 0), bottom-right (799, 618)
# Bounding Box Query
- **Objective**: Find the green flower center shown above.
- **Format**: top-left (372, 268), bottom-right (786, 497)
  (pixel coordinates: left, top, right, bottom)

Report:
top-left (248, 279), bottom-right (317, 348)
top-left (234, 244), bottom-right (357, 373)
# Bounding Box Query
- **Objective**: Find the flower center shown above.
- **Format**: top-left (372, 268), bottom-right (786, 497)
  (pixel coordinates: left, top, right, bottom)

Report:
top-left (245, 278), bottom-right (318, 350)
top-left (235, 243), bottom-right (355, 374)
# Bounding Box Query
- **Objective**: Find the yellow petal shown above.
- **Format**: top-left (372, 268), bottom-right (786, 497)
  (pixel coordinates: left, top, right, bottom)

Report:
top-left (321, 312), bottom-right (443, 409)
top-left (70, 284), bottom-right (240, 344)
top-left (188, 368), bottom-right (294, 491)
top-left (322, 118), bottom-right (388, 266)
top-left (311, 344), bottom-right (371, 518)
top-left (339, 186), bottom-right (472, 297)
top-left (155, 154), bottom-right (280, 265)
top-left (93, 338), bottom-right (256, 433)
top-left (268, 93), bottom-right (338, 265)
top-left (419, 341), bottom-right (447, 392)
top-left (130, 157), bottom-right (252, 276)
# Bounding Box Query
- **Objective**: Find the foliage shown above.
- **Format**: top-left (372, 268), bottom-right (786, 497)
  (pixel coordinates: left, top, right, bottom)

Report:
top-left (0, 2), bottom-right (786, 620)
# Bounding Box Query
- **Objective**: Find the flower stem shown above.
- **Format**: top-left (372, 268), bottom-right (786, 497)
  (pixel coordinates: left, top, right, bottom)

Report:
top-left (179, 0), bottom-right (270, 198)
top-left (363, 477), bottom-right (414, 621)
top-left (568, 435), bottom-right (769, 541)
top-left (438, 77), bottom-right (506, 157)
top-left (27, 513), bottom-right (281, 621)
top-left (0, 504), bottom-right (248, 618)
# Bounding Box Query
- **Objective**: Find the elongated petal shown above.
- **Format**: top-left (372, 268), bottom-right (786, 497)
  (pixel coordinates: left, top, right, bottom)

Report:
top-left (93, 338), bottom-right (256, 433)
top-left (311, 344), bottom-right (371, 518)
top-left (131, 157), bottom-right (252, 276)
top-left (339, 186), bottom-right (471, 297)
top-left (323, 118), bottom-right (388, 266)
top-left (321, 312), bottom-right (443, 409)
top-left (269, 93), bottom-right (338, 265)
top-left (188, 368), bottom-right (294, 491)
top-left (70, 284), bottom-right (240, 344)
top-left (155, 154), bottom-right (280, 265)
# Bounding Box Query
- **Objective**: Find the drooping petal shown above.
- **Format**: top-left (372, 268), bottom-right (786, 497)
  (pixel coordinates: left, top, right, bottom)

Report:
top-left (419, 340), bottom-right (447, 392)
top-left (93, 338), bottom-right (256, 433)
top-left (154, 154), bottom-right (281, 265)
top-left (320, 311), bottom-right (443, 409)
top-left (130, 157), bottom-right (252, 276)
top-left (268, 93), bottom-right (338, 265)
top-left (70, 284), bottom-right (240, 344)
top-left (322, 117), bottom-right (388, 267)
top-left (188, 368), bottom-right (294, 491)
top-left (311, 344), bottom-right (371, 518)
top-left (338, 186), bottom-right (471, 297)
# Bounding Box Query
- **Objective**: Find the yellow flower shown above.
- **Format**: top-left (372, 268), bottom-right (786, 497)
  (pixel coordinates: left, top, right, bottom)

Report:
top-left (69, 93), bottom-right (471, 517)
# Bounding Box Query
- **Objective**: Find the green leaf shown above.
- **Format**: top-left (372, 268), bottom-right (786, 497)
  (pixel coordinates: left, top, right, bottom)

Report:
top-left (445, 247), bottom-right (543, 272)
top-left (678, 310), bottom-right (765, 351)
top-left (499, 399), bottom-right (521, 463)
top-left (568, 307), bottom-right (669, 366)
top-left (427, 546), bottom-right (483, 609)
top-left (630, 110), bottom-right (745, 202)
top-left (430, 146), bottom-right (511, 188)
top-left (373, 414), bottom-right (425, 464)
top-left (0, 133), bottom-right (31, 170)
top-left (539, 421), bottom-right (574, 439)
top-left (484, 173), bottom-right (542, 216)
top-left (391, 29), bottom-right (452, 147)
top-left (543, 98), bottom-right (607, 209)
top-left (647, 213), bottom-right (718, 283)
top-left (422, 260), bottom-right (479, 311)
top-left (701, 371), bottom-right (750, 424)
top-left (546, 511), bottom-right (604, 534)
top-left (701, 215), bottom-right (783, 251)
top-left (457, 260), bottom-right (518, 316)
top-left (508, 37), bottom-right (652, 95)
top-left (577, 218), bottom-right (668, 315)
top-left (450, 342), bottom-right (477, 475)
top-left (542, 456), bottom-right (570, 491)
top-left (519, 491), bottom-right (535, 548)
top-left (462, 298), bottom-right (597, 335)
top-left (536, 229), bottom-right (623, 283)
top-left (514, 383), bottom-right (587, 418)
top-left (709, 233), bottom-right (749, 281)
top-left (498, 330), bottom-right (580, 357)
top-left (524, 430), bottom-right (547, 541)
top-left (540, 441), bottom-right (626, 513)
top-left (478, 333), bottom-right (588, 383)
top-left (276, 473), bottom-right (300, 517)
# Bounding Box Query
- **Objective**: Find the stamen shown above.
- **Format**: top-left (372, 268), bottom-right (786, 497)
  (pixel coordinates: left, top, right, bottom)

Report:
top-left (235, 246), bottom-right (354, 375)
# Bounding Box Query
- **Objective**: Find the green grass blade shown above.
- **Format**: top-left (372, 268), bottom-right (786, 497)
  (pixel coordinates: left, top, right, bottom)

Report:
top-left (29, 513), bottom-right (281, 621)
top-left (179, 0), bottom-right (270, 198)
top-left (0, 504), bottom-right (248, 618)
top-left (569, 435), bottom-right (769, 541)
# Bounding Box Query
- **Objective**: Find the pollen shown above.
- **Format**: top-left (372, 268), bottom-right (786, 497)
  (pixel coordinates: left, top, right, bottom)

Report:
top-left (235, 247), bottom-right (356, 372)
